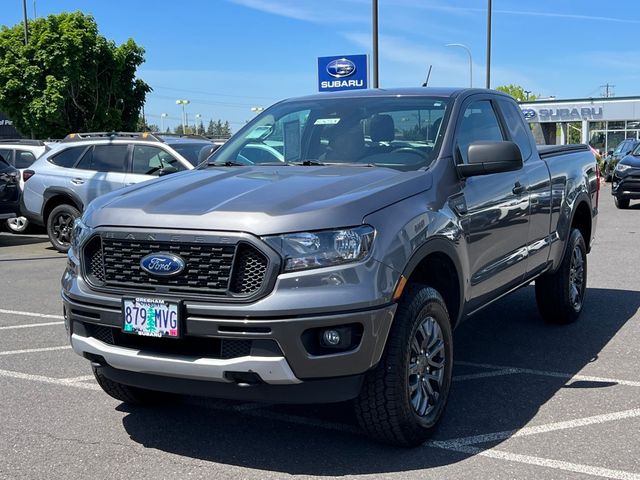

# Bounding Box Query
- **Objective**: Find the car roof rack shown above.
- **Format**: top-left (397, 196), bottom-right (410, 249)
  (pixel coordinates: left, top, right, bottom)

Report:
top-left (0, 138), bottom-right (46, 146)
top-left (157, 133), bottom-right (212, 141)
top-left (61, 132), bottom-right (164, 143)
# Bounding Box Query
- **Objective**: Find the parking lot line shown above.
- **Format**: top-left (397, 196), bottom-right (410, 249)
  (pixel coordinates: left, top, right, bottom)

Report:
top-left (458, 360), bottom-right (640, 388)
top-left (0, 368), bottom-right (100, 391)
top-left (453, 368), bottom-right (518, 382)
top-left (0, 345), bottom-right (71, 356)
top-left (429, 408), bottom-right (640, 448)
top-left (0, 308), bottom-right (64, 320)
top-left (439, 444), bottom-right (640, 480)
top-left (0, 321), bottom-right (64, 330)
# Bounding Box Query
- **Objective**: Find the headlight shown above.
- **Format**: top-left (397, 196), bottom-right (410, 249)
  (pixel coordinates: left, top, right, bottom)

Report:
top-left (616, 163), bottom-right (632, 172)
top-left (70, 217), bottom-right (92, 251)
top-left (264, 225), bottom-right (375, 271)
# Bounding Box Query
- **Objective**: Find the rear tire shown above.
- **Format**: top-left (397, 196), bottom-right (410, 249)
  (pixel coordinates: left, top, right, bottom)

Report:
top-left (6, 216), bottom-right (29, 233)
top-left (615, 197), bottom-right (630, 209)
top-left (355, 285), bottom-right (453, 447)
top-left (92, 367), bottom-right (176, 405)
top-left (46, 204), bottom-right (80, 252)
top-left (535, 228), bottom-right (587, 324)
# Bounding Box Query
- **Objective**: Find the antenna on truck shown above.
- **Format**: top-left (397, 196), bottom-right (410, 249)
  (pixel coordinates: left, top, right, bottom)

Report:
top-left (422, 65), bottom-right (433, 87)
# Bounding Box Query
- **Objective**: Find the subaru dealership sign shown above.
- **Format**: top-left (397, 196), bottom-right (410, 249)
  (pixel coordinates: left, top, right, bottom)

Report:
top-left (318, 54), bottom-right (368, 92)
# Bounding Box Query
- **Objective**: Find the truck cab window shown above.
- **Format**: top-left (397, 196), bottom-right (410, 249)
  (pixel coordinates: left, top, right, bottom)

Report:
top-left (457, 100), bottom-right (505, 163)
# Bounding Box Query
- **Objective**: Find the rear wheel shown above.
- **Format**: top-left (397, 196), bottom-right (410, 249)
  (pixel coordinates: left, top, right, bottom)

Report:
top-left (535, 228), bottom-right (587, 324)
top-left (92, 367), bottom-right (176, 405)
top-left (46, 204), bottom-right (80, 252)
top-left (6, 216), bottom-right (29, 233)
top-left (355, 285), bottom-right (453, 447)
top-left (615, 197), bottom-right (630, 209)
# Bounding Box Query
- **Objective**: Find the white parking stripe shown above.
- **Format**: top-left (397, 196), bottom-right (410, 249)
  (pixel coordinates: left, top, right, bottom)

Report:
top-left (458, 360), bottom-right (640, 388)
top-left (0, 368), bottom-right (100, 391)
top-left (453, 368), bottom-right (518, 382)
top-left (0, 321), bottom-right (64, 330)
top-left (60, 375), bottom-right (95, 384)
top-left (0, 308), bottom-right (64, 320)
top-left (0, 346), bottom-right (71, 356)
top-left (429, 408), bottom-right (640, 448)
top-left (438, 444), bottom-right (640, 480)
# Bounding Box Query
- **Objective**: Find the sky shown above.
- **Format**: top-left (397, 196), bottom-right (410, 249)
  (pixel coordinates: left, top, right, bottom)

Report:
top-left (2, 0), bottom-right (639, 132)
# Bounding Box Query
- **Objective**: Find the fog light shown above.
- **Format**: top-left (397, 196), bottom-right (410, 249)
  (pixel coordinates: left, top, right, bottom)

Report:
top-left (322, 329), bottom-right (341, 346)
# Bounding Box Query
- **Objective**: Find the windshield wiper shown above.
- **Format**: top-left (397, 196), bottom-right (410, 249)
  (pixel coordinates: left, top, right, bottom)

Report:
top-left (289, 160), bottom-right (326, 166)
top-left (208, 161), bottom-right (247, 167)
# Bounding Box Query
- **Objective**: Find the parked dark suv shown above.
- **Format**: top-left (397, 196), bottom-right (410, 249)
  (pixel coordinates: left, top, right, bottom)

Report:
top-left (604, 139), bottom-right (639, 181)
top-left (611, 142), bottom-right (640, 208)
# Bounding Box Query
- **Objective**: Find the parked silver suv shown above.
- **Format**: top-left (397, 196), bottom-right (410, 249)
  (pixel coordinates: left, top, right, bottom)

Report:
top-left (22, 132), bottom-right (216, 251)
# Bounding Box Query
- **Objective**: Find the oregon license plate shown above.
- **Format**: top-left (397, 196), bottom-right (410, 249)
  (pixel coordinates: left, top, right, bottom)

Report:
top-left (122, 297), bottom-right (180, 338)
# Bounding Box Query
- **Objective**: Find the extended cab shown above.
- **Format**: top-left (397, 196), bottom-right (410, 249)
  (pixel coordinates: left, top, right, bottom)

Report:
top-left (62, 88), bottom-right (599, 446)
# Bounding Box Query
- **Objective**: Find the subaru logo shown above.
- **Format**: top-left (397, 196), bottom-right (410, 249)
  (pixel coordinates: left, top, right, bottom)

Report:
top-left (140, 253), bottom-right (185, 277)
top-left (327, 58), bottom-right (356, 78)
top-left (521, 108), bottom-right (537, 120)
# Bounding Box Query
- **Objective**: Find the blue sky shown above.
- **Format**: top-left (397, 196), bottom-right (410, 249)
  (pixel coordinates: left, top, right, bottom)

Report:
top-left (2, 0), bottom-right (638, 131)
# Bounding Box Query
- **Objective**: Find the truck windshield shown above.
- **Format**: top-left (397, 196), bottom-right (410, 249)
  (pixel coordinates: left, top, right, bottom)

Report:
top-left (210, 97), bottom-right (449, 171)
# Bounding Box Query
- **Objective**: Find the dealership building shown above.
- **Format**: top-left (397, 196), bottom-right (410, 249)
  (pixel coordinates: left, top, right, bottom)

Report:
top-left (519, 96), bottom-right (640, 154)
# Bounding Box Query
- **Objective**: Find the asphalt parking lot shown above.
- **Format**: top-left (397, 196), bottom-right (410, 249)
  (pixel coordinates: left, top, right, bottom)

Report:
top-left (1, 182), bottom-right (639, 480)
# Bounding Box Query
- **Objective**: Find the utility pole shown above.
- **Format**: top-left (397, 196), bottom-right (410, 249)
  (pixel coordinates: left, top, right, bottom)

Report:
top-left (22, 0), bottom-right (29, 45)
top-left (486, 0), bottom-right (492, 89)
top-left (524, 90), bottom-right (532, 101)
top-left (600, 83), bottom-right (615, 98)
top-left (372, 0), bottom-right (379, 88)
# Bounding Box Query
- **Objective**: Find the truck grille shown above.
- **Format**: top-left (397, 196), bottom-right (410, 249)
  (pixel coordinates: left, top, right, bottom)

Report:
top-left (83, 236), bottom-right (269, 297)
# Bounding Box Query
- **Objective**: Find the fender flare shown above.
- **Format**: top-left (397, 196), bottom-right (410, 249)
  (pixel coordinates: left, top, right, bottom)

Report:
top-left (558, 192), bottom-right (593, 263)
top-left (42, 187), bottom-right (84, 222)
top-left (401, 237), bottom-right (466, 326)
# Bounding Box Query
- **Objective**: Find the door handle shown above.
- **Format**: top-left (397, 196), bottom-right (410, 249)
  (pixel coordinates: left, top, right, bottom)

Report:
top-left (512, 181), bottom-right (525, 195)
top-left (71, 178), bottom-right (85, 185)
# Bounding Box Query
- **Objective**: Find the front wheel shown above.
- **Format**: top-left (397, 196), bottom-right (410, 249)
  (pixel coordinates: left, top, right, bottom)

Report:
top-left (355, 285), bottom-right (453, 447)
top-left (615, 197), bottom-right (630, 209)
top-left (46, 204), bottom-right (80, 252)
top-left (535, 228), bottom-right (587, 324)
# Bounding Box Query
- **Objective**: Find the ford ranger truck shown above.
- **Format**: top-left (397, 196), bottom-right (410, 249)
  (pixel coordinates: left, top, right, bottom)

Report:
top-left (62, 88), bottom-right (599, 447)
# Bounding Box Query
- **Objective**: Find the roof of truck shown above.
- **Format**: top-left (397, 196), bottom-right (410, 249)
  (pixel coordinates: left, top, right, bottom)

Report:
top-left (286, 87), bottom-right (493, 103)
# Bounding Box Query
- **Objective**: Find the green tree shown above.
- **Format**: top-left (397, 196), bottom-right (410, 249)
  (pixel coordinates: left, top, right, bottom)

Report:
top-left (173, 124), bottom-right (184, 135)
top-left (0, 12), bottom-right (151, 138)
top-left (495, 84), bottom-right (537, 101)
top-left (221, 120), bottom-right (232, 137)
top-left (206, 119), bottom-right (215, 136)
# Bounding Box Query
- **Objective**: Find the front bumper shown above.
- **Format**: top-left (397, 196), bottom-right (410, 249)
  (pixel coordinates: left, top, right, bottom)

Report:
top-left (612, 172), bottom-right (640, 199)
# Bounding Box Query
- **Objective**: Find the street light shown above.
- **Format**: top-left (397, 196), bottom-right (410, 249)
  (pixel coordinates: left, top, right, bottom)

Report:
top-left (160, 113), bottom-right (168, 132)
top-left (251, 106), bottom-right (264, 114)
top-left (445, 44), bottom-right (472, 88)
top-left (486, 0), bottom-right (492, 88)
top-left (194, 113), bottom-right (202, 134)
top-left (175, 99), bottom-right (190, 134)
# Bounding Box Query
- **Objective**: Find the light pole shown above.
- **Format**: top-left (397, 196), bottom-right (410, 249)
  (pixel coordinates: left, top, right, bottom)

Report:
top-left (194, 113), bottom-right (202, 134)
top-left (160, 113), bottom-right (168, 132)
top-left (22, 0), bottom-right (29, 45)
top-left (372, 0), bottom-right (379, 88)
top-left (251, 106), bottom-right (264, 114)
top-left (486, 0), bottom-right (492, 89)
top-left (445, 43), bottom-right (472, 88)
top-left (175, 99), bottom-right (190, 134)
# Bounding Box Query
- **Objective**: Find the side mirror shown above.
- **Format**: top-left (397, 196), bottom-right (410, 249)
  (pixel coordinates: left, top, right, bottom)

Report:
top-left (158, 166), bottom-right (178, 176)
top-left (607, 150), bottom-right (614, 157)
top-left (197, 145), bottom-right (220, 165)
top-left (457, 141), bottom-right (523, 177)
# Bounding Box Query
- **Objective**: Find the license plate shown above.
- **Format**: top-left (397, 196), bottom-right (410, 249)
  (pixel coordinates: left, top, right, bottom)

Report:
top-left (122, 297), bottom-right (180, 338)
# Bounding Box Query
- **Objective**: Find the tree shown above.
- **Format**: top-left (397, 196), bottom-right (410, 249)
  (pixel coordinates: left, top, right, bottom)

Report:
top-left (221, 120), bottom-right (232, 137)
top-left (197, 120), bottom-right (205, 135)
top-left (495, 84), bottom-right (537, 102)
top-left (0, 12), bottom-right (151, 138)
top-left (173, 124), bottom-right (184, 135)
top-left (206, 119), bottom-right (215, 136)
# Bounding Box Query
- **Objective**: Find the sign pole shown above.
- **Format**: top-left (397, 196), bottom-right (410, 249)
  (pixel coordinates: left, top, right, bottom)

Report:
top-left (372, 0), bottom-right (379, 88)
top-left (486, 0), bottom-right (492, 89)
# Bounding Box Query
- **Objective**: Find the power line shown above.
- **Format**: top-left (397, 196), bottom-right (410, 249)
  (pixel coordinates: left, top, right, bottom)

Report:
top-left (151, 85), bottom-right (278, 102)
top-left (600, 83), bottom-right (615, 98)
top-left (150, 94), bottom-right (261, 108)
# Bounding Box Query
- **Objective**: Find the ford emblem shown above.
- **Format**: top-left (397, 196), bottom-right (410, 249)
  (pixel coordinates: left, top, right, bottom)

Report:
top-left (327, 58), bottom-right (356, 78)
top-left (140, 253), bottom-right (186, 277)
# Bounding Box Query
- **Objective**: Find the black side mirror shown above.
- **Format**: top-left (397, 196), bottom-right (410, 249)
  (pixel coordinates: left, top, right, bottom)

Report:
top-left (158, 166), bottom-right (178, 176)
top-left (457, 141), bottom-right (523, 177)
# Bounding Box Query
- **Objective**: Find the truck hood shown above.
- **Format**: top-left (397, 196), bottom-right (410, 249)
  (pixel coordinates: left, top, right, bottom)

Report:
top-left (84, 165), bottom-right (432, 235)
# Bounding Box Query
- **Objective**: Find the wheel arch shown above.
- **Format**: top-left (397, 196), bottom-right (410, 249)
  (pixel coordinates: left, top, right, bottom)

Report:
top-left (42, 188), bottom-right (84, 224)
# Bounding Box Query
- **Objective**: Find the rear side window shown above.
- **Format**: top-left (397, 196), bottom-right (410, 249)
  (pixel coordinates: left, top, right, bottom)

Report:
top-left (0, 148), bottom-right (12, 165)
top-left (457, 100), bottom-right (505, 163)
top-left (50, 147), bottom-right (86, 168)
top-left (75, 145), bottom-right (128, 172)
top-left (498, 99), bottom-right (532, 161)
top-left (15, 150), bottom-right (37, 169)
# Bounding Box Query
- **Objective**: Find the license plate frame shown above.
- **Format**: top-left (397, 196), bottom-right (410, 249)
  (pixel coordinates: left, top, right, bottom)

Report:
top-left (122, 297), bottom-right (181, 339)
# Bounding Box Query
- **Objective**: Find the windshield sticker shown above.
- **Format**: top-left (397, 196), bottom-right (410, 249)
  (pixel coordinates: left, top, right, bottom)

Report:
top-left (283, 120), bottom-right (301, 161)
top-left (314, 118), bottom-right (341, 125)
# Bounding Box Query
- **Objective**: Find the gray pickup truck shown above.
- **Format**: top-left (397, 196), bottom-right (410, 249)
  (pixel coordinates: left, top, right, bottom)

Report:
top-left (62, 88), bottom-right (599, 446)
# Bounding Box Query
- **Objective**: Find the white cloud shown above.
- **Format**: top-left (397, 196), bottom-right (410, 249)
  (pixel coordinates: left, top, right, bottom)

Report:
top-left (228, 0), bottom-right (368, 24)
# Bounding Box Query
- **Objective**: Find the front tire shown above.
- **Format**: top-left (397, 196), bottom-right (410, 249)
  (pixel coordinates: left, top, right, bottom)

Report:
top-left (355, 285), bottom-right (453, 447)
top-left (615, 197), bottom-right (630, 209)
top-left (535, 228), bottom-right (587, 324)
top-left (46, 204), bottom-right (80, 252)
